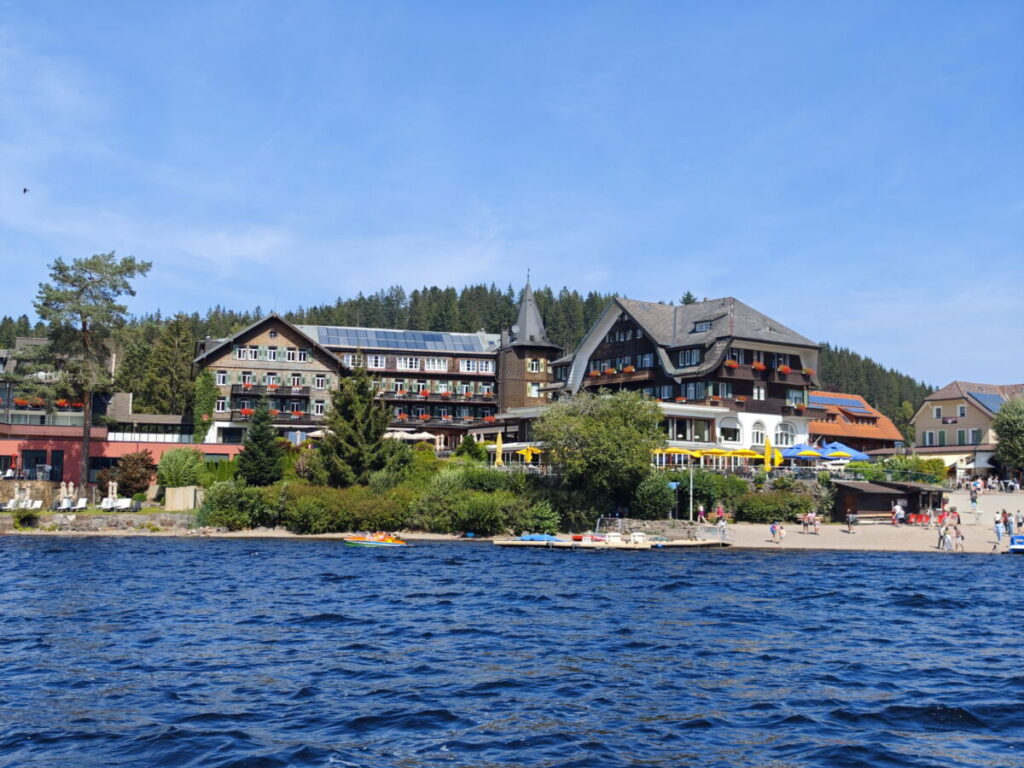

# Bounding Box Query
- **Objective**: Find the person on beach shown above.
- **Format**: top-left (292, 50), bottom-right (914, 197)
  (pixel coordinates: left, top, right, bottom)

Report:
top-left (1017, 510), bottom-right (1024, 532)
top-left (937, 524), bottom-right (946, 549)
top-left (994, 512), bottom-right (1005, 544)
top-left (846, 512), bottom-right (855, 534)
top-left (942, 527), bottom-right (953, 552)
top-left (716, 505), bottom-right (725, 524)
top-left (801, 513), bottom-right (809, 534)
top-left (812, 512), bottom-right (820, 535)
top-left (1008, 513), bottom-right (1016, 537)
top-left (697, 504), bottom-right (706, 524)
top-left (970, 488), bottom-right (978, 513)
top-left (769, 521), bottom-right (778, 543)
top-left (954, 526), bottom-right (965, 552)
top-left (778, 524), bottom-right (786, 545)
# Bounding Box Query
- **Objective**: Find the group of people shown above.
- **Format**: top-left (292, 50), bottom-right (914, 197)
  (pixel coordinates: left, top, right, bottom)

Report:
top-left (695, 504), bottom-right (727, 526)
top-left (993, 510), bottom-right (1023, 544)
top-left (800, 511), bottom-right (821, 534)
top-left (936, 523), bottom-right (965, 552)
top-left (961, 475), bottom-right (1021, 494)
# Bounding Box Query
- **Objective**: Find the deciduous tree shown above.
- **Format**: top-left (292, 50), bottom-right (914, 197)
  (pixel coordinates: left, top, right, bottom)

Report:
top-left (993, 397), bottom-right (1024, 473)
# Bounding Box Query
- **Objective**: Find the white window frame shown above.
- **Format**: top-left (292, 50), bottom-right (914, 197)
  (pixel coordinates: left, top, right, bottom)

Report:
top-left (267, 347), bottom-right (277, 362)
top-left (719, 417), bottom-right (741, 443)
top-left (265, 373), bottom-right (278, 385)
top-left (774, 422), bottom-right (796, 447)
top-left (527, 382), bottom-right (540, 398)
top-left (528, 359), bottom-right (541, 373)
top-left (425, 357), bottom-right (448, 372)
top-left (366, 355), bottom-right (386, 370)
top-left (215, 371), bottom-right (227, 386)
top-left (241, 372), bottom-right (254, 385)
top-left (480, 383), bottom-right (493, 395)
top-left (343, 353), bottom-right (363, 368)
top-left (215, 397), bottom-right (227, 413)
top-left (397, 356), bottom-right (421, 371)
top-left (460, 359), bottom-right (479, 373)
top-left (678, 348), bottom-right (701, 367)
top-left (298, 349), bottom-right (308, 363)
top-left (313, 400), bottom-right (325, 416)
top-left (247, 347), bottom-right (258, 360)
top-left (693, 321), bottom-right (711, 333)
top-left (752, 421), bottom-right (766, 445)
top-left (314, 375), bottom-right (326, 390)
top-left (933, 406), bottom-right (942, 419)
top-left (640, 353), bottom-right (654, 368)
top-left (291, 373), bottom-right (302, 387)
top-left (286, 348), bottom-right (297, 362)
top-left (234, 347), bottom-right (246, 360)
top-left (958, 404), bottom-right (967, 418)
top-left (753, 384), bottom-right (766, 401)
top-left (478, 360), bottom-right (494, 374)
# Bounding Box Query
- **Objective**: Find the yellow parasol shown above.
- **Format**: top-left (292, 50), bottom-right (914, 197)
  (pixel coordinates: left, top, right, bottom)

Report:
top-left (494, 431), bottom-right (504, 467)
top-left (664, 447), bottom-right (699, 455)
top-left (728, 449), bottom-right (761, 458)
top-left (763, 437), bottom-right (774, 470)
top-left (794, 448), bottom-right (822, 458)
top-left (701, 448), bottom-right (729, 456)
top-left (516, 446), bottom-right (543, 463)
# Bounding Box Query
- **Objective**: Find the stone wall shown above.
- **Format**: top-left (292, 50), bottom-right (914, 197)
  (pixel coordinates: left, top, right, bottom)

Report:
top-left (0, 480), bottom-right (61, 507)
top-left (0, 512), bottom-right (193, 532)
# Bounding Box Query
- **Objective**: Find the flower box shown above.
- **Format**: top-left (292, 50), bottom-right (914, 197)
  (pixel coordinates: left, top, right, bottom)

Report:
top-left (483, 415), bottom-right (496, 423)
top-left (292, 411), bottom-right (304, 417)
top-left (588, 371), bottom-right (601, 378)
top-left (481, 392), bottom-right (493, 398)
top-left (419, 390), bottom-right (430, 397)
top-left (240, 408), bottom-right (254, 417)
top-left (778, 365), bottom-right (793, 375)
top-left (55, 399), bottom-right (69, 407)
top-left (396, 390), bottom-right (407, 396)
top-left (267, 384), bottom-right (279, 391)
top-left (752, 362), bottom-right (767, 372)
top-left (13, 398), bottom-right (28, 407)
top-left (723, 359), bottom-right (739, 369)
top-left (243, 383), bottom-right (253, 390)
top-left (442, 415), bottom-right (452, 421)
top-left (622, 365), bottom-right (636, 373)
top-left (270, 409), bottom-right (280, 416)
top-left (397, 413), bottom-right (409, 420)
top-left (735, 395), bottom-right (748, 403)
top-left (72, 402), bottom-right (84, 408)
top-left (603, 368), bottom-right (617, 375)
top-left (802, 368), bottom-right (815, 376)
top-left (419, 413), bottom-right (431, 420)
top-left (675, 397), bottom-right (686, 403)
top-left (440, 391), bottom-right (451, 397)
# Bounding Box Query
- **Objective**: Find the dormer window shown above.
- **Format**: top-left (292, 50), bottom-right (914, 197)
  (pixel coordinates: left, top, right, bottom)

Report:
top-left (693, 321), bottom-right (712, 333)
top-left (678, 348), bottom-right (702, 367)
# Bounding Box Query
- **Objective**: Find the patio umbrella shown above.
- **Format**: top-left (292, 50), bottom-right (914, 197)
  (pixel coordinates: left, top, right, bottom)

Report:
top-left (763, 437), bottom-right (775, 469)
top-left (821, 441), bottom-right (870, 461)
top-left (494, 431), bottom-right (503, 467)
top-left (664, 447), bottom-right (699, 455)
top-left (782, 443), bottom-right (821, 459)
top-left (701, 448), bottom-right (729, 456)
top-left (516, 446), bottom-right (543, 463)
top-left (728, 449), bottom-right (762, 458)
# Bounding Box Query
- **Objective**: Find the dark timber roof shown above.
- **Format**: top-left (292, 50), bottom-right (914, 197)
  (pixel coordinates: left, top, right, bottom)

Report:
top-left (506, 281), bottom-right (561, 350)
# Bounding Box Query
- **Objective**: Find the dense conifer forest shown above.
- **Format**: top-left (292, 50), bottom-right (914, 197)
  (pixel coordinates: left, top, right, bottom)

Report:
top-left (1, 284), bottom-right (934, 428)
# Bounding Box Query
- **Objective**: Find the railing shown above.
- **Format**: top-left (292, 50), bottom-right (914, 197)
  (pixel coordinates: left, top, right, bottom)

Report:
top-left (381, 392), bottom-right (495, 403)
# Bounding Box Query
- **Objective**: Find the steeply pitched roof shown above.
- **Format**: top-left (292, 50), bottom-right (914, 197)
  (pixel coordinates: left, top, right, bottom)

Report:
top-left (924, 381), bottom-right (1024, 415)
top-left (506, 282), bottom-right (561, 350)
top-left (193, 313), bottom-right (340, 365)
top-left (616, 296), bottom-right (817, 349)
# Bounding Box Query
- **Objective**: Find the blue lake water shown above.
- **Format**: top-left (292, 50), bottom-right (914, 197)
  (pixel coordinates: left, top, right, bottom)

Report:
top-left (1, 537), bottom-right (1022, 768)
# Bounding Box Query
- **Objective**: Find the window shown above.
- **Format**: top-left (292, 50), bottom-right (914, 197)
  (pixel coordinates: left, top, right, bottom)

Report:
top-left (693, 321), bottom-right (711, 333)
top-left (970, 428), bottom-right (981, 444)
top-left (480, 384), bottom-right (493, 395)
top-left (397, 356), bottom-right (420, 371)
top-left (958, 404), bottom-right (967, 418)
top-left (640, 353), bottom-right (654, 368)
top-left (933, 406), bottom-right (942, 419)
top-left (528, 359), bottom-right (542, 373)
top-left (366, 355), bottom-right (386, 369)
top-left (458, 383), bottom-right (471, 395)
top-left (957, 429), bottom-right (966, 446)
top-left (215, 397), bottom-right (227, 413)
top-left (298, 349), bottom-right (308, 363)
top-left (234, 347), bottom-right (246, 360)
top-left (527, 382), bottom-right (540, 398)
top-left (683, 381), bottom-right (705, 400)
top-left (291, 373), bottom-right (302, 387)
top-left (241, 372), bottom-right (254, 385)
top-left (753, 384), bottom-right (766, 401)
top-left (215, 371), bottom-right (227, 386)
top-left (239, 399), bottom-right (252, 411)
top-left (269, 330), bottom-right (278, 338)
top-left (267, 347), bottom-right (277, 362)
top-left (678, 348), bottom-right (701, 367)
top-left (313, 400), bottom-right (325, 416)
top-left (286, 348), bottom-right (297, 362)
top-left (425, 357), bottom-right (448, 371)
top-left (393, 379), bottom-right (405, 392)
top-left (786, 388), bottom-right (805, 406)
top-left (315, 375), bottom-right (326, 390)
top-left (752, 421), bottom-right (766, 445)
top-left (938, 430), bottom-right (947, 446)
top-left (478, 360), bottom-right (495, 374)
top-left (660, 385), bottom-right (674, 400)
top-left (774, 422), bottom-right (795, 447)
top-left (712, 381), bottom-right (733, 399)
top-left (460, 359), bottom-right (479, 373)
top-left (437, 381), bottom-right (449, 394)
top-left (720, 417), bottom-right (741, 443)
top-left (265, 373), bottom-right (277, 385)
top-left (923, 431), bottom-right (936, 446)
top-left (342, 353), bottom-right (362, 368)
top-left (616, 356), bottom-right (632, 370)
top-left (642, 387), bottom-right (655, 398)
top-left (248, 347), bottom-right (258, 360)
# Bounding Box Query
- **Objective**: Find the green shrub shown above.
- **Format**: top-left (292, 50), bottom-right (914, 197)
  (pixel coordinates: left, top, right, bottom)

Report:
top-left (771, 474), bottom-right (798, 491)
top-left (198, 480), bottom-right (275, 530)
top-left (454, 434), bottom-right (487, 461)
top-left (116, 450), bottom-right (155, 497)
top-left (523, 500), bottom-right (560, 534)
top-left (733, 491), bottom-right (815, 523)
top-left (632, 473), bottom-right (676, 519)
top-left (158, 448), bottom-right (204, 488)
top-left (13, 508), bottom-right (39, 528)
top-left (202, 459), bottom-right (238, 486)
top-left (132, 492), bottom-right (146, 502)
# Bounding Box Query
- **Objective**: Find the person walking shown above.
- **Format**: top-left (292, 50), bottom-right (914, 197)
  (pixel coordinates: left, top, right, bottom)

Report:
top-left (954, 525), bottom-right (965, 552)
top-left (697, 504), bottom-right (706, 524)
top-left (995, 512), bottom-right (1005, 545)
top-left (769, 521), bottom-right (778, 543)
top-left (970, 487), bottom-right (979, 514)
top-left (937, 524), bottom-right (947, 550)
top-left (778, 524), bottom-right (786, 545)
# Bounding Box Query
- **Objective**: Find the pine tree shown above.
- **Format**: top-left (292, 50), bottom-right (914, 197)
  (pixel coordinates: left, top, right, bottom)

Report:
top-left (192, 369), bottom-right (219, 442)
top-left (236, 399), bottom-right (284, 486)
top-left (318, 367), bottom-right (390, 487)
top-left (138, 314), bottom-right (196, 415)
top-left (113, 336), bottom-right (152, 399)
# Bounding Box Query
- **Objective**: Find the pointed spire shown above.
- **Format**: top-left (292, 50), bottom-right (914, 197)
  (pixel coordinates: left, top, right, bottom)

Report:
top-left (508, 279), bottom-right (560, 349)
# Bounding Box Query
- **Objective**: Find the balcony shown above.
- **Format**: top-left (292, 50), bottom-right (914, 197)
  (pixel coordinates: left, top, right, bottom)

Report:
top-left (581, 368), bottom-right (655, 388)
top-left (232, 384), bottom-right (311, 397)
top-left (390, 415), bottom-right (493, 429)
top-left (381, 390), bottom-right (496, 404)
top-left (229, 409), bottom-right (322, 425)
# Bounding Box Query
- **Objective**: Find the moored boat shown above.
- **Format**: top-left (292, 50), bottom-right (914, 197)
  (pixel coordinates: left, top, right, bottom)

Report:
top-left (1009, 535), bottom-right (1024, 554)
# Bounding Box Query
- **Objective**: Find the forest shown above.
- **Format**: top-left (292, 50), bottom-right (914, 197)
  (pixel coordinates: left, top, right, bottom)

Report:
top-left (1, 282), bottom-right (934, 435)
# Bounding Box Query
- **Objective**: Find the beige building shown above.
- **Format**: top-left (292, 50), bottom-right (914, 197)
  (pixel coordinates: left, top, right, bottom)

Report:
top-left (910, 381), bottom-right (1024, 479)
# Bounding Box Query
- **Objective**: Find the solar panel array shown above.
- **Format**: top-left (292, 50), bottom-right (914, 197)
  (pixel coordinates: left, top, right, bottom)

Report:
top-left (309, 326), bottom-right (495, 353)
top-left (968, 391), bottom-right (1005, 413)
top-left (810, 394), bottom-right (873, 414)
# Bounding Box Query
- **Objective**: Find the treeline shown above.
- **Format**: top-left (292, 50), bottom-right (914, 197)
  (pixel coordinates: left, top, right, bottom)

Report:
top-left (9, 282), bottom-right (937, 428)
top-left (817, 343), bottom-right (935, 438)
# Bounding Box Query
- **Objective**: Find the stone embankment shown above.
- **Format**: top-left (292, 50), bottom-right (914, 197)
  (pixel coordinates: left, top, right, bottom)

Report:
top-left (0, 512), bottom-right (193, 533)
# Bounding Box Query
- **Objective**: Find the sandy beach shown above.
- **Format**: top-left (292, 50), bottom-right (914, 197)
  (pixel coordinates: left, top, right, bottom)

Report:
top-left (6, 489), bottom-right (1023, 554)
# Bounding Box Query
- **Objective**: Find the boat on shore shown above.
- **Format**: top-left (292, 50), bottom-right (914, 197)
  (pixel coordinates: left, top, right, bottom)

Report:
top-left (1009, 535), bottom-right (1024, 554)
top-left (343, 533), bottom-right (409, 547)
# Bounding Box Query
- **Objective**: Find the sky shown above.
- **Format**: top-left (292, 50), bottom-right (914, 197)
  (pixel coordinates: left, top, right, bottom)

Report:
top-left (1, 1), bottom-right (1022, 386)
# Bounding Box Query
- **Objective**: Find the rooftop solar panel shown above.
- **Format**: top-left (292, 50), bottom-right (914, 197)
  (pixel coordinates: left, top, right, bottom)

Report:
top-left (968, 391), bottom-right (1005, 413)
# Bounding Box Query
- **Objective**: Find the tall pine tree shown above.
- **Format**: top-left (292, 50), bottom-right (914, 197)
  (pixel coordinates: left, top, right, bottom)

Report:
top-left (138, 313), bottom-right (196, 415)
top-left (236, 399), bottom-right (283, 486)
top-left (318, 367), bottom-right (390, 487)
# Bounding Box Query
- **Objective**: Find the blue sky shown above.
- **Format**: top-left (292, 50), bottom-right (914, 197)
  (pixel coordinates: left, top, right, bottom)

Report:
top-left (2, 1), bottom-right (1022, 386)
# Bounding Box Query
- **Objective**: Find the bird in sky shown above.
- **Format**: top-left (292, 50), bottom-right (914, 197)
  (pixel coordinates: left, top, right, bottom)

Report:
top-left (22, 187), bottom-right (28, 194)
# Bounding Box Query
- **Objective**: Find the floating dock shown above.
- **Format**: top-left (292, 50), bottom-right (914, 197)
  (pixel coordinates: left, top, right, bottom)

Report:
top-left (493, 532), bottom-right (731, 550)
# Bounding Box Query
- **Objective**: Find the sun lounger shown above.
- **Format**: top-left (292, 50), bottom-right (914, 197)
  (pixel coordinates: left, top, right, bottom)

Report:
top-left (31, 500), bottom-right (43, 510)
top-left (114, 498), bottom-right (131, 510)
top-left (76, 498), bottom-right (87, 510)
top-left (100, 498), bottom-right (114, 510)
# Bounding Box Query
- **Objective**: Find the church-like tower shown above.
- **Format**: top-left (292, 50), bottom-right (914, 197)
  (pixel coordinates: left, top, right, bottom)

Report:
top-left (497, 281), bottom-right (562, 412)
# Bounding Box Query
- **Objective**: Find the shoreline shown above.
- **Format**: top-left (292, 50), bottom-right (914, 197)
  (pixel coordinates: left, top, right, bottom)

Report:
top-left (3, 521), bottom-right (1015, 554)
